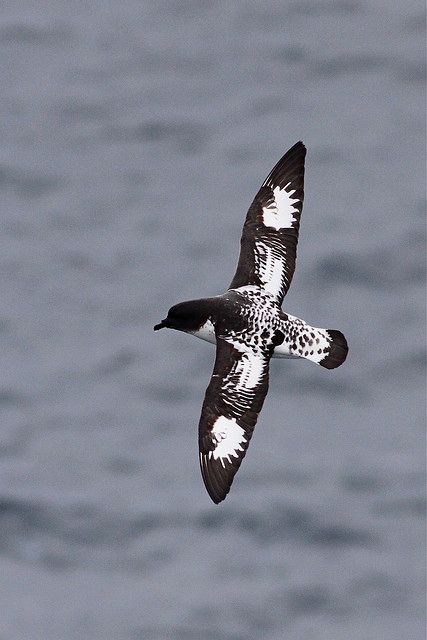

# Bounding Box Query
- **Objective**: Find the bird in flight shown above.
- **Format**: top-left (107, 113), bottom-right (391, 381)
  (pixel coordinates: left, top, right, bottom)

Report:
top-left (154, 142), bottom-right (348, 504)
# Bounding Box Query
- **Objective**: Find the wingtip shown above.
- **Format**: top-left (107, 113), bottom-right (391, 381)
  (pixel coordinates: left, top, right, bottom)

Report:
top-left (293, 140), bottom-right (306, 154)
top-left (200, 451), bottom-right (231, 505)
top-left (261, 140), bottom-right (306, 192)
top-left (206, 484), bottom-right (228, 504)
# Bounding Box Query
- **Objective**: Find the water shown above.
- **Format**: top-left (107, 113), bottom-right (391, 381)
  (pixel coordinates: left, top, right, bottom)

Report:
top-left (0, 1), bottom-right (425, 638)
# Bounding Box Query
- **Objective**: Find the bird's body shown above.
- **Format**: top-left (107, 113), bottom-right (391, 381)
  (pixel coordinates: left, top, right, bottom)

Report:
top-left (190, 286), bottom-right (344, 365)
top-left (155, 142), bottom-right (348, 503)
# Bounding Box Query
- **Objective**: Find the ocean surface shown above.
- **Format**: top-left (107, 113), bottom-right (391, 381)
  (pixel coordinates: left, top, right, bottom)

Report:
top-left (0, 1), bottom-right (425, 639)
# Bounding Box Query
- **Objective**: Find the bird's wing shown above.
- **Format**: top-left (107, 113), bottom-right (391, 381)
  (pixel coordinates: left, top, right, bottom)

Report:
top-left (229, 141), bottom-right (306, 305)
top-left (198, 334), bottom-right (272, 503)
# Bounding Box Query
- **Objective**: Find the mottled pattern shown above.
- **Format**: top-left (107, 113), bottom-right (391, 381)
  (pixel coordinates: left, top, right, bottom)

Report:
top-left (275, 313), bottom-right (335, 365)
top-left (188, 303), bottom-right (340, 365)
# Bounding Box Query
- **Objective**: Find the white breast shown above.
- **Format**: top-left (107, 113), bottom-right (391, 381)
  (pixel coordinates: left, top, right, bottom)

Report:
top-left (192, 318), bottom-right (216, 344)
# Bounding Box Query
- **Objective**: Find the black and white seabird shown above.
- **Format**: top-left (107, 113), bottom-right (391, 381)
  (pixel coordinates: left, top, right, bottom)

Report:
top-left (154, 142), bottom-right (348, 504)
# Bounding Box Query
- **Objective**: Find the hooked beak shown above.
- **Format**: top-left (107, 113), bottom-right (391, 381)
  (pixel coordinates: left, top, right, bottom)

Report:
top-left (154, 319), bottom-right (168, 331)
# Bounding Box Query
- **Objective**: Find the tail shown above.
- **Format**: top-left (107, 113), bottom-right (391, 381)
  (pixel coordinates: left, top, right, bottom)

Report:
top-left (273, 315), bottom-right (348, 369)
top-left (319, 330), bottom-right (348, 369)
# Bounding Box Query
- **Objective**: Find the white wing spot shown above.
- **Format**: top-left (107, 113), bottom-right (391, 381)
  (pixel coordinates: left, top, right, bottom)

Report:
top-left (262, 182), bottom-right (299, 230)
top-left (211, 416), bottom-right (246, 467)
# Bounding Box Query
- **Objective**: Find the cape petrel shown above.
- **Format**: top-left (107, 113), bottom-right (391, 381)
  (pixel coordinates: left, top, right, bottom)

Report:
top-left (154, 142), bottom-right (348, 504)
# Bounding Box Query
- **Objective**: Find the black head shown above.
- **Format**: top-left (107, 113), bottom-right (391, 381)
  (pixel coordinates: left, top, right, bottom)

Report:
top-left (154, 299), bottom-right (210, 333)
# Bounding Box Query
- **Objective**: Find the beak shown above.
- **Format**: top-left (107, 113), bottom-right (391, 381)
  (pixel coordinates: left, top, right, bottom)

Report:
top-left (154, 319), bottom-right (168, 331)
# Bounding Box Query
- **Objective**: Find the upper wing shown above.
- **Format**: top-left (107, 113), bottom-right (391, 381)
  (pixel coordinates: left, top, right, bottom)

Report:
top-left (229, 141), bottom-right (306, 305)
top-left (198, 335), bottom-right (271, 504)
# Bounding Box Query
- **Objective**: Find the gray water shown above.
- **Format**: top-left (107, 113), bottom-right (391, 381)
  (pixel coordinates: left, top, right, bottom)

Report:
top-left (0, 1), bottom-right (425, 639)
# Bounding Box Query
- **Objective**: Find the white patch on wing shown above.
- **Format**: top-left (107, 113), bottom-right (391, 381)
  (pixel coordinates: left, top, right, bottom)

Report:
top-left (262, 182), bottom-right (299, 230)
top-left (210, 415), bottom-right (246, 466)
top-left (255, 242), bottom-right (284, 296)
top-left (193, 318), bottom-right (215, 345)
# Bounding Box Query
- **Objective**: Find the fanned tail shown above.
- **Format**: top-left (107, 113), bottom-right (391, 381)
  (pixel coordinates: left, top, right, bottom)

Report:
top-left (319, 330), bottom-right (348, 369)
top-left (273, 315), bottom-right (348, 369)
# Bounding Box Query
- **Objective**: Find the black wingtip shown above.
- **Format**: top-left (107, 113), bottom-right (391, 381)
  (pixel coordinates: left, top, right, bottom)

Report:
top-left (293, 140), bottom-right (305, 150)
top-left (262, 141), bottom-right (306, 191)
top-left (285, 140), bottom-right (306, 156)
top-left (208, 493), bottom-right (224, 505)
top-left (200, 453), bottom-right (230, 504)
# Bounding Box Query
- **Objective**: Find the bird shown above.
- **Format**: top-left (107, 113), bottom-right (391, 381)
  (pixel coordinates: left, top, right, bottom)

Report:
top-left (154, 142), bottom-right (348, 504)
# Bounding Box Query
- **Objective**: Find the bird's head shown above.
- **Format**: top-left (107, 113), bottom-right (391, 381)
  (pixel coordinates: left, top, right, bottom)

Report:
top-left (154, 300), bottom-right (210, 333)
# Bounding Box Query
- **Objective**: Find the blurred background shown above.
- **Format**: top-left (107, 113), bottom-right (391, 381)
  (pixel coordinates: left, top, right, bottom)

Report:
top-left (0, 1), bottom-right (425, 639)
